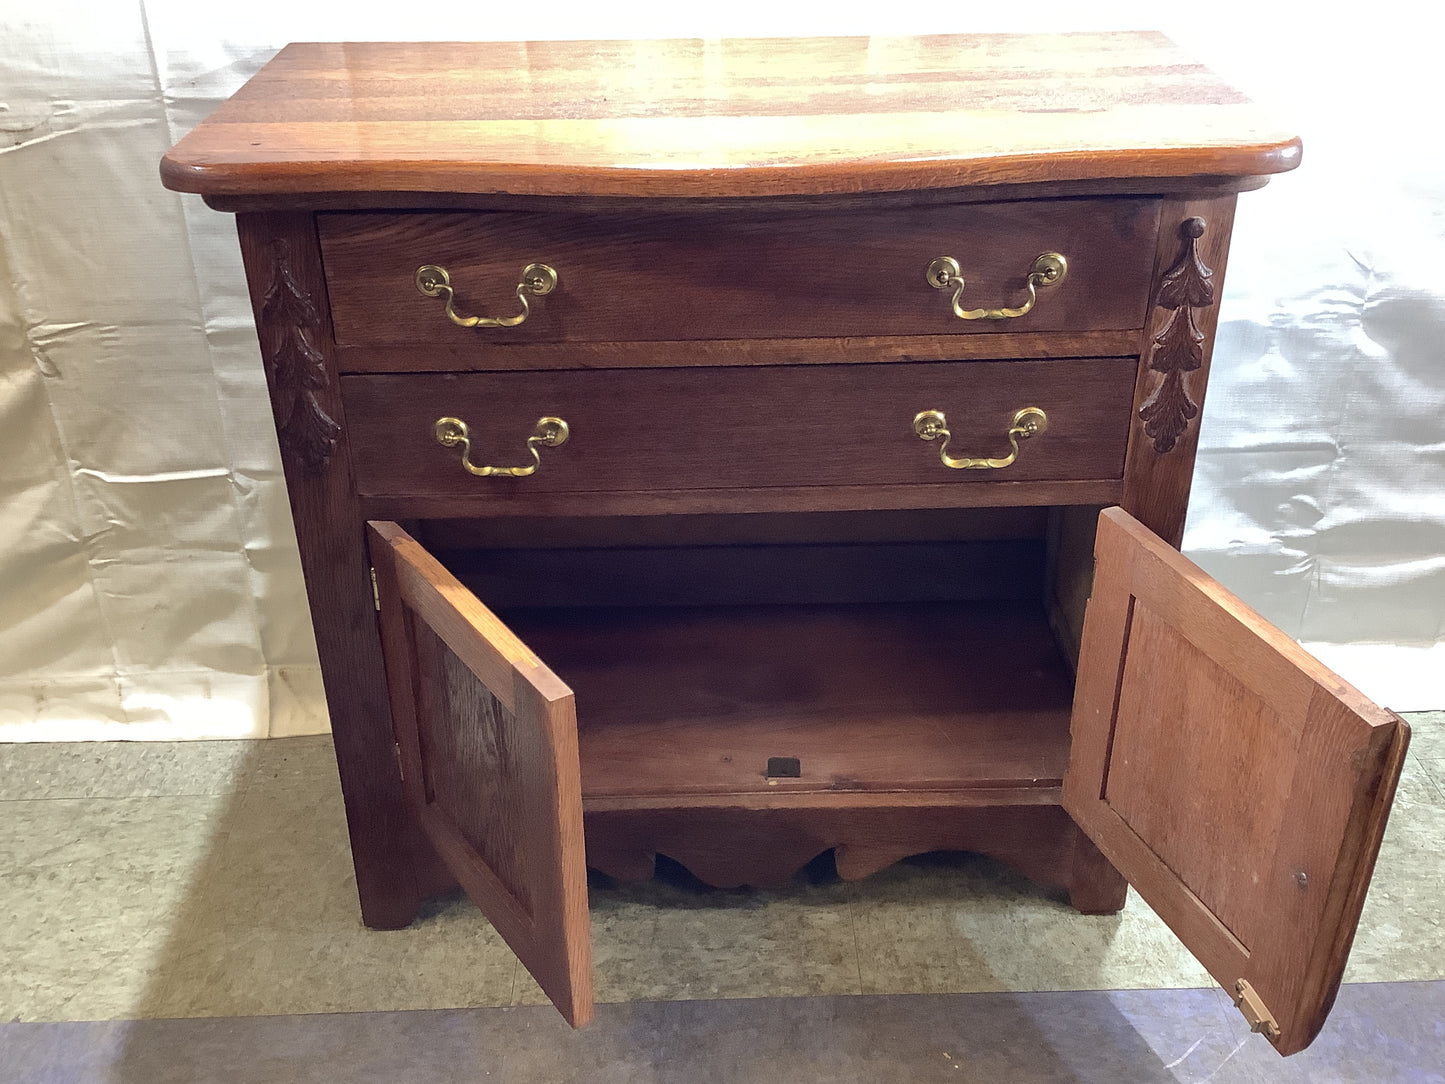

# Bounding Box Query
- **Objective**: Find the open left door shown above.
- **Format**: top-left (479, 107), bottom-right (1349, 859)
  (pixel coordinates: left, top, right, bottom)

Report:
top-left (1064, 508), bottom-right (1408, 1056)
top-left (368, 521), bottom-right (592, 1026)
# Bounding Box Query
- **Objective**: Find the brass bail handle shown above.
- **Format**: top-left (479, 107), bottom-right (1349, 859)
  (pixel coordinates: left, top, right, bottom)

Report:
top-left (434, 416), bottom-right (569, 478)
top-left (913, 408), bottom-right (1048, 470)
top-left (926, 253), bottom-right (1067, 321)
top-left (415, 262), bottom-right (558, 328)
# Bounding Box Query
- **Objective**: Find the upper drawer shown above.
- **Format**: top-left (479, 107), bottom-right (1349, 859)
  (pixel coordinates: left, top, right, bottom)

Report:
top-left (318, 199), bottom-right (1160, 346)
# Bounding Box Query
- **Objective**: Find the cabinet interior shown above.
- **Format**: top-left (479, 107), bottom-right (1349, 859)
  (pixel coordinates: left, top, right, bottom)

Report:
top-left (409, 504), bottom-right (1102, 808)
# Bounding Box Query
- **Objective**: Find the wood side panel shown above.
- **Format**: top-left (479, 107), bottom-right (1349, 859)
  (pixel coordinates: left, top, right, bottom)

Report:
top-left (318, 200), bottom-right (1158, 344)
top-left (342, 359), bottom-right (1138, 499)
top-left (1064, 508), bottom-right (1407, 1056)
top-left (235, 211), bottom-right (429, 930)
top-left (367, 521), bottom-right (593, 1027)
top-left (160, 34), bottom-right (1300, 199)
top-left (1120, 195), bottom-right (1237, 545)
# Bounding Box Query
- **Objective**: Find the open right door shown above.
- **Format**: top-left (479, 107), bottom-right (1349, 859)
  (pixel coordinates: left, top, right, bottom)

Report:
top-left (1063, 508), bottom-right (1410, 1056)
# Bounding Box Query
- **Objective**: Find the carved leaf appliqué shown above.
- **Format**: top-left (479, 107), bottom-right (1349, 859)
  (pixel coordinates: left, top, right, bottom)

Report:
top-left (259, 239), bottom-right (340, 472)
top-left (1139, 217), bottom-right (1214, 454)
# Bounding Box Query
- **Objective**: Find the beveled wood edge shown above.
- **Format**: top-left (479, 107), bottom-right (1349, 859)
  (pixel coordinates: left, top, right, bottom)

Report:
top-left (516, 669), bottom-right (594, 1028)
top-left (193, 174), bottom-right (1276, 214)
top-left (582, 785), bottom-right (1063, 814)
top-left (357, 480), bottom-right (1127, 520)
top-left (335, 335), bottom-right (1143, 374)
top-left (368, 521), bottom-right (575, 705)
top-left (1061, 508), bottom-right (1254, 996)
top-left (1064, 508), bottom-right (1409, 1055)
top-left (1095, 509), bottom-right (1395, 723)
top-left (165, 146), bottom-right (1298, 203)
top-left (366, 519), bottom-right (593, 1027)
top-left (1285, 711), bottom-right (1408, 1054)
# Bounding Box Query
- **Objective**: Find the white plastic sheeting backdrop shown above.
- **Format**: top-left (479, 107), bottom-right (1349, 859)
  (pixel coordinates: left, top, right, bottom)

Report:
top-left (1, 2), bottom-right (1441, 740)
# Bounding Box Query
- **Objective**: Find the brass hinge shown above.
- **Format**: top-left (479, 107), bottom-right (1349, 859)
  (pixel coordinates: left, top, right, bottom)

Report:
top-left (1233, 979), bottom-right (1281, 1041)
top-left (370, 567), bottom-right (381, 611)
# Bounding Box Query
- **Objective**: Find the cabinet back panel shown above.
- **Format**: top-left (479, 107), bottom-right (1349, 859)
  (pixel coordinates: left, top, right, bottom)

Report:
top-left (442, 539), bottom-right (1044, 609)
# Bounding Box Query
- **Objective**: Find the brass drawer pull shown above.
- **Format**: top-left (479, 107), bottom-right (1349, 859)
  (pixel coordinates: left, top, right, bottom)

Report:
top-left (415, 263), bottom-right (558, 328)
top-left (926, 253), bottom-right (1067, 320)
top-left (434, 416), bottom-right (569, 477)
top-left (913, 408), bottom-right (1047, 470)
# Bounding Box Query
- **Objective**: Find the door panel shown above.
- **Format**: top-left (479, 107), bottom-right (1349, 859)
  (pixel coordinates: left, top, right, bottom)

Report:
top-left (369, 520), bottom-right (592, 1026)
top-left (1064, 508), bottom-right (1408, 1056)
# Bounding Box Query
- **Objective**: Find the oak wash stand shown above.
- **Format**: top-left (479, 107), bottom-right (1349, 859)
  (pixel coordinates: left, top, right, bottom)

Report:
top-left (162, 33), bottom-right (1407, 1055)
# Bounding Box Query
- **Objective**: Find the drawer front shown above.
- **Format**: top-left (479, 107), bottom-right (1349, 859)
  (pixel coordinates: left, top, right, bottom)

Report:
top-left (319, 200), bottom-right (1159, 346)
top-left (342, 359), bottom-right (1137, 498)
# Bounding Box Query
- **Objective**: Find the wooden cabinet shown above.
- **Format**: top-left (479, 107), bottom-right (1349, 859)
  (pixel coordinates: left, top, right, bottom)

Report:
top-left (161, 33), bottom-right (1405, 1056)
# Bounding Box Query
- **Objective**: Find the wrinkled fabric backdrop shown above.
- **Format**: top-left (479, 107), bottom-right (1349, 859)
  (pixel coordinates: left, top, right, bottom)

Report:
top-left (1, 2), bottom-right (1441, 739)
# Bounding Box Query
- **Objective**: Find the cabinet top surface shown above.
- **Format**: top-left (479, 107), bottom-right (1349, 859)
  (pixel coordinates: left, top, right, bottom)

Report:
top-left (161, 32), bottom-right (1300, 200)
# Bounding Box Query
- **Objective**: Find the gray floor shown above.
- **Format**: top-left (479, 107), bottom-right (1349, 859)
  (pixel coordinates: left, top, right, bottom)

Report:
top-left (2, 712), bottom-right (1443, 1080)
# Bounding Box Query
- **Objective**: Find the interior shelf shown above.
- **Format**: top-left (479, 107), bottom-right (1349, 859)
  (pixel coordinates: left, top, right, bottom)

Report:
top-left (499, 600), bottom-right (1075, 805)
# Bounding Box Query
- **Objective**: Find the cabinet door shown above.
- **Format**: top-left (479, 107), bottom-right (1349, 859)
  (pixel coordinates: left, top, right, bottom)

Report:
top-left (1063, 508), bottom-right (1408, 1057)
top-left (368, 521), bottom-right (592, 1026)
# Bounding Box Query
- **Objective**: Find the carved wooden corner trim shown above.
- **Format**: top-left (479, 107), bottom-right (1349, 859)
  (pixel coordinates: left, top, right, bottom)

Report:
top-left (1139, 216), bottom-right (1215, 454)
top-left (259, 239), bottom-right (342, 473)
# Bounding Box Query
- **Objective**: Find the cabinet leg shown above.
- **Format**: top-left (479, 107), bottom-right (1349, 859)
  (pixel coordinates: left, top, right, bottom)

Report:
top-left (236, 211), bottom-right (443, 932)
top-left (330, 725), bottom-right (426, 930)
top-left (1064, 824), bottom-right (1129, 915)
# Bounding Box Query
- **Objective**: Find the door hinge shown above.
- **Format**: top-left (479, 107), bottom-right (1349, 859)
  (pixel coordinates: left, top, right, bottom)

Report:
top-left (370, 567), bottom-right (381, 611)
top-left (393, 741), bottom-right (404, 782)
top-left (1233, 979), bottom-right (1281, 1041)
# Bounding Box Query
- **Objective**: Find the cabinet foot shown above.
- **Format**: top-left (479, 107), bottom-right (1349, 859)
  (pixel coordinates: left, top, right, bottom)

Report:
top-left (1063, 825), bottom-right (1129, 915)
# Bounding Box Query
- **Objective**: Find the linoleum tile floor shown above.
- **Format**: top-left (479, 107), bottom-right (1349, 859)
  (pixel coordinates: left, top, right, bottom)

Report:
top-left (2, 713), bottom-right (1443, 1082)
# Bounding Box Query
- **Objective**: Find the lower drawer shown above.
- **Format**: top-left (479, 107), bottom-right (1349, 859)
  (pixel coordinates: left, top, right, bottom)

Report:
top-left (342, 358), bottom-right (1138, 498)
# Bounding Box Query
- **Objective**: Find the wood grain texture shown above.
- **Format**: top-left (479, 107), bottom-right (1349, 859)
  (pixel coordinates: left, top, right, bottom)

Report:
top-left (318, 199), bottom-right (1158, 344)
top-left (357, 478), bottom-right (1127, 521)
top-left (341, 359), bottom-right (1138, 500)
top-left (1138, 216), bottom-right (1215, 453)
top-left (368, 521), bottom-right (593, 1027)
top-left (497, 601), bottom-right (1075, 801)
top-left (236, 212), bottom-right (428, 931)
top-left (414, 505), bottom-right (1051, 550)
top-left (1120, 195), bottom-right (1237, 545)
top-left (160, 34), bottom-right (1300, 199)
top-left (334, 329), bottom-right (1144, 375)
top-left (1063, 508), bottom-right (1408, 1056)
top-left (584, 804), bottom-right (1124, 914)
top-left (255, 238), bottom-right (341, 470)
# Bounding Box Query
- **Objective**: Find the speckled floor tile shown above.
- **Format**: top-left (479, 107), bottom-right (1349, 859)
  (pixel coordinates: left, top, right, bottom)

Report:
top-left (141, 767), bottom-right (517, 1019)
top-left (2, 712), bottom-right (1441, 1031)
top-left (1405, 711), bottom-right (1445, 760)
top-left (241, 734), bottom-right (338, 792)
top-left (1407, 712), bottom-right (1445, 800)
top-left (1421, 762), bottom-right (1445, 801)
top-left (0, 794), bottom-right (232, 1022)
top-left (513, 861), bottom-right (863, 1007)
top-left (848, 851), bottom-right (1212, 996)
top-left (1345, 754), bottom-right (1445, 982)
top-left (0, 740), bottom-right (257, 800)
